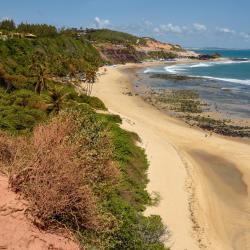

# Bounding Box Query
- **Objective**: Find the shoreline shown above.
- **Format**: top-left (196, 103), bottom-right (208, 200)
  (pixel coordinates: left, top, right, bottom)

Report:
top-left (122, 62), bottom-right (250, 137)
top-left (134, 61), bottom-right (250, 124)
top-left (93, 62), bottom-right (250, 250)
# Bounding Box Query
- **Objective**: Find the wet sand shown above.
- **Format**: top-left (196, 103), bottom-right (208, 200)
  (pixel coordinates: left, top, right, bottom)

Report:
top-left (93, 62), bottom-right (250, 250)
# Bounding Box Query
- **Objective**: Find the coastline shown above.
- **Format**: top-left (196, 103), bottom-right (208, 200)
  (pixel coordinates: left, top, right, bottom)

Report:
top-left (93, 62), bottom-right (250, 250)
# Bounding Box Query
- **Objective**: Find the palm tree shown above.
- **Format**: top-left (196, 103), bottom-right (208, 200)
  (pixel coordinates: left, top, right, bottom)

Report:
top-left (46, 87), bottom-right (69, 113)
top-left (34, 64), bottom-right (48, 94)
top-left (30, 50), bottom-right (49, 94)
top-left (0, 64), bottom-right (14, 92)
top-left (83, 67), bottom-right (97, 96)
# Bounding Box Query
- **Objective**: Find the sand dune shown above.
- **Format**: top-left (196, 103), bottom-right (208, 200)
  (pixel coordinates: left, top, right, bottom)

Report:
top-left (93, 63), bottom-right (250, 250)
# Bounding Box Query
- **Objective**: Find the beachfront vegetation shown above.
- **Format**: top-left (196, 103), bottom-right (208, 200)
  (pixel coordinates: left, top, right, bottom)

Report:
top-left (0, 102), bottom-right (169, 249)
top-left (84, 28), bottom-right (147, 45)
top-left (0, 36), bottom-right (101, 78)
top-left (148, 51), bottom-right (177, 60)
top-left (0, 19), bottom-right (169, 249)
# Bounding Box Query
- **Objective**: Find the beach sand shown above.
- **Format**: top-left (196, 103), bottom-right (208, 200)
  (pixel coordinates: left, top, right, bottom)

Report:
top-left (92, 62), bottom-right (250, 250)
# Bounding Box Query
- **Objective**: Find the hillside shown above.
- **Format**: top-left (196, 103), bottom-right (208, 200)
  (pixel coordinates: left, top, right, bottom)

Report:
top-left (0, 20), bottom-right (169, 249)
top-left (83, 29), bottom-right (198, 63)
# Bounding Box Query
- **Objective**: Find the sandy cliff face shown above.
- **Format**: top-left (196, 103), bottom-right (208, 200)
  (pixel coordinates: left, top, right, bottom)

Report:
top-left (95, 38), bottom-right (198, 64)
top-left (137, 38), bottom-right (199, 57)
top-left (95, 43), bottom-right (145, 64)
top-left (136, 38), bottom-right (175, 52)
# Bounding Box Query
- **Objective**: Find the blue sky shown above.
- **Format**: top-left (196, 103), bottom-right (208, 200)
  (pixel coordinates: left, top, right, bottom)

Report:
top-left (1, 0), bottom-right (250, 48)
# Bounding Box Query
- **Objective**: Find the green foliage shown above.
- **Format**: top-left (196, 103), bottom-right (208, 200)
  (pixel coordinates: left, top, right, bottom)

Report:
top-left (98, 113), bottom-right (122, 124)
top-left (0, 21), bottom-right (169, 249)
top-left (17, 22), bottom-right (58, 37)
top-left (170, 45), bottom-right (185, 52)
top-left (0, 85), bottom-right (107, 133)
top-left (101, 194), bottom-right (167, 250)
top-left (0, 19), bottom-right (16, 31)
top-left (77, 95), bottom-right (106, 110)
top-left (148, 51), bottom-right (177, 60)
top-left (0, 105), bottom-right (46, 133)
top-left (66, 91), bottom-right (106, 110)
top-left (63, 108), bottom-right (168, 249)
top-left (85, 29), bottom-right (146, 45)
top-left (0, 36), bottom-right (102, 78)
top-left (107, 122), bottom-right (150, 211)
top-left (0, 88), bottom-right (46, 133)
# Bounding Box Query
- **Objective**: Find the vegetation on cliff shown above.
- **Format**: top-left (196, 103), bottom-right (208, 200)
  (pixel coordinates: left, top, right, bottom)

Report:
top-left (0, 19), bottom-right (169, 249)
top-left (84, 28), bottom-right (147, 45)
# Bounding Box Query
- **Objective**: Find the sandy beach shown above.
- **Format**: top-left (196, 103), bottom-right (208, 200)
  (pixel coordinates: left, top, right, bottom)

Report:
top-left (93, 62), bottom-right (250, 250)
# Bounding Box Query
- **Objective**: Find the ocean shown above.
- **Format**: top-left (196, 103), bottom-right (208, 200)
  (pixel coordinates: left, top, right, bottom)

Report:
top-left (140, 49), bottom-right (250, 119)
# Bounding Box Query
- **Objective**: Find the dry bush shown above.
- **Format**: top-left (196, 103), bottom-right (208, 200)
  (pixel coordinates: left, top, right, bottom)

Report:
top-left (0, 132), bottom-right (26, 172)
top-left (7, 113), bottom-right (117, 231)
top-left (0, 132), bottom-right (14, 169)
top-left (0, 108), bottom-right (120, 242)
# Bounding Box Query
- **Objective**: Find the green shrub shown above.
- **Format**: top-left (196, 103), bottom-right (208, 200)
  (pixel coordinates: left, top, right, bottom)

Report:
top-left (0, 105), bottom-right (46, 133)
top-left (84, 29), bottom-right (146, 45)
top-left (75, 94), bottom-right (107, 110)
top-left (0, 36), bottom-right (102, 78)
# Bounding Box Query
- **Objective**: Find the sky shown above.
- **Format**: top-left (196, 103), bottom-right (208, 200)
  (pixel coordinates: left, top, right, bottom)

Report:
top-left (1, 0), bottom-right (250, 48)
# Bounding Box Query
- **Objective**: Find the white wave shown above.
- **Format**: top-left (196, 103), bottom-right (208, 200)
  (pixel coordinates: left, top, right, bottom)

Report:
top-left (217, 59), bottom-right (250, 64)
top-left (164, 66), bottom-right (178, 74)
top-left (143, 68), bottom-right (152, 73)
top-left (196, 75), bottom-right (250, 85)
top-left (143, 68), bottom-right (163, 73)
top-left (145, 59), bottom-right (250, 74)
top-left (145, 59), bottom-right (250, 86)
top-left (164, 59), bottom-right (250, 72)
top-left (164, 65), bottom-right (188, 74)
top-left (189, 63), bottom-right (211, 68)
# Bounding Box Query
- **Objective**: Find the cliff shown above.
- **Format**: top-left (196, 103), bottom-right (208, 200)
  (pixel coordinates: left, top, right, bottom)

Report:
top-left (84, 29), bottom-right (198, 64)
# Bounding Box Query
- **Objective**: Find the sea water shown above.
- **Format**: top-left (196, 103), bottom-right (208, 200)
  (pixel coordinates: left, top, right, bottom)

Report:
top-left (141, 50), bottom-right (250, 118)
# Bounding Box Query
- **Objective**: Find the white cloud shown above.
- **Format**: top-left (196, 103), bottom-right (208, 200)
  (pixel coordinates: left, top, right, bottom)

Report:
top-left (216, 27), bottom-right (235, 34)
top-left (158, 23), bottom-right (183, 34)
top-left (143, 20), bottom-right (153, 27)
top-left (240, 32), bottom-right (250, 39)
top-left (153, 23), bottom-right (207, 35)
top-left (193, 23), bottom-right (207, 31)
top-left (153, 27), bottom-right (161, 33)
top-left (94, 17), bottom-right (110, 29)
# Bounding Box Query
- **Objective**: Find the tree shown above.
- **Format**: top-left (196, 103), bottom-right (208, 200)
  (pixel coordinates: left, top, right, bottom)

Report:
top-left (82, 66), bottom-right (97, 96)
top-left (46, 87), bottom-right (69, 113)
top-left (0, 19), bottom-right (16, 31)
top-left (30, 50), bottom-right (49, 94)
top-left (17, 22), bottom-right (57, 37)
top-left (0, 64), bottom-right (14, 92)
